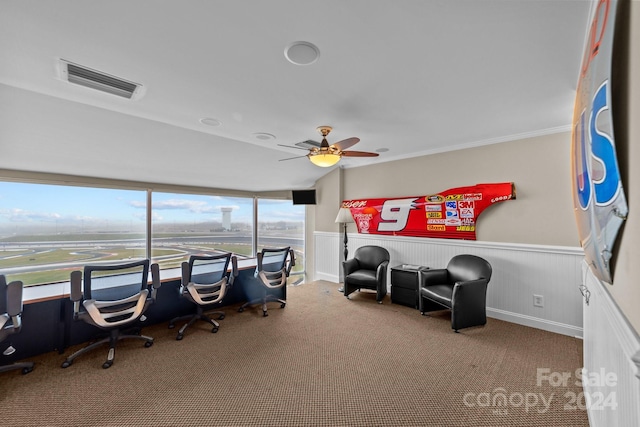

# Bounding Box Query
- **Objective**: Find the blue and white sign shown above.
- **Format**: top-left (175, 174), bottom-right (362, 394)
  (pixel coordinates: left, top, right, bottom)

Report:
top-left (571, 0), bottom-right (628, 284)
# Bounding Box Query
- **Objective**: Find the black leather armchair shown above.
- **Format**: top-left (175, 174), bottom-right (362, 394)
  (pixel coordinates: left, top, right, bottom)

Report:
top-left (343, 245), bottom-right (390, 303)
top-left (418, 254), bottom-right (492, 332)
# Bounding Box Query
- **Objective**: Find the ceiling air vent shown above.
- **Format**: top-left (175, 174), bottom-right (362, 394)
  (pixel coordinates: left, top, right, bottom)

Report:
top-left (58, 60), bottom-right (143, 99)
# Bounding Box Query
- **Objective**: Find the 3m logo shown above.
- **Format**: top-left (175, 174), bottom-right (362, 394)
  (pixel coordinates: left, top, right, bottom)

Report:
top-left (427, 225), bottom-right (446, 231)
top-left (458, 200), bottom-right (474, 209)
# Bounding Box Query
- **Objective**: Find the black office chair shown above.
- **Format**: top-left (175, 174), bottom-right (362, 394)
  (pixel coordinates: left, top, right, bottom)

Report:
top-left (61, 259), bottom-right (161, 369)
top-left (169, 252), bottom-right (238, 340)
top-left (0, 275), bottom-right (34, 375)
top-left (238, 247), bottom-right (295, 317)
top-left (343, 245), bottom-right (390, 303)
top-left (418, 254), bottom-right (492, 332)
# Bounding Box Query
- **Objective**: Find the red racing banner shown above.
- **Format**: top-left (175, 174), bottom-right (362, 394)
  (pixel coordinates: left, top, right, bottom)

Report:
top-left (342, 182), bottom-right (515, 240)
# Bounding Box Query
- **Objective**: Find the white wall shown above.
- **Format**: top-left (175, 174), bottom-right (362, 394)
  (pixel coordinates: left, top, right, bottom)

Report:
top-left (315, 232), bottom-right (584, 337)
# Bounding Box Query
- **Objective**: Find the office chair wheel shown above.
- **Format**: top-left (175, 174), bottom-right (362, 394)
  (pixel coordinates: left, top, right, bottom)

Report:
top-left (144, 340), bottom-right (154, 348)
top-left (61, 360), bottom-right (72, 368)
top-left (218, 314), bottom-right (225, 320)
top-left (262, 310), bottom-right (268, 317)
top-left (211, 327), bottom-right (218, 333)
top-left (22, 366), bottom-right (34, 374)
top-left (168, 323), bottom-right (175, 329)
top-left (176, 333), bottom-right (184, 341)
top-left (102, 361), bottom-right (113, 369)
top-left (238, 307), bottom-right (244, 313)
top-left (280, 303), bottom-right (286, 308)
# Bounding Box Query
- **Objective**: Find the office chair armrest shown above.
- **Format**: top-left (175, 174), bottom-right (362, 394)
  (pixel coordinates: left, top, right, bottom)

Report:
top-left (418, 269), bottom-right (449, 287)
top-left (286, 249), bottom-right (296, 276)
top-left (150, 263), bottom-right (161, 300)
top-left (83, 290), bottom-right (149, 328)
top-left (186, 277), bottom-right (228, 305)
top-left (69, 270), bottom-right (84, 317)
top-left (229, 256), bottom-right (238, 286)
top-left (6, 280), bottom-right (24, 317)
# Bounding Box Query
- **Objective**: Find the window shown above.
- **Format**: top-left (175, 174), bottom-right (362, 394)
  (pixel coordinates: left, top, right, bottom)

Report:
top-left (0, 181), bottom-right (307, 288)
top-left (257, 198), bottom-right (305, 277)
top-left (0, 182), bottom-right (146, 286)
top-left (151, 192), bottom-right (254, 270)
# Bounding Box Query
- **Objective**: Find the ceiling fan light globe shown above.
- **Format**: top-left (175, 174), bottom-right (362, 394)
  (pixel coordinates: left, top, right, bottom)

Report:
top-left (309, 153), bottom-right (341, 167)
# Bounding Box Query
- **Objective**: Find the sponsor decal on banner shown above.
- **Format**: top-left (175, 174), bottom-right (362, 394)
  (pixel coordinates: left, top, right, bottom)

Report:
top-left (343, 182), bottom-right (515, 240)
top-left (571, 0), bottom-right (628, 284)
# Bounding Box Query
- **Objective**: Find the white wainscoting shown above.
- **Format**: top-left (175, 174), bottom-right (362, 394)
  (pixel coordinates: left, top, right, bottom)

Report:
top-left (314, 232), bottom-right (584, 337)
top-left (581, 263), bottom-right (640, 427)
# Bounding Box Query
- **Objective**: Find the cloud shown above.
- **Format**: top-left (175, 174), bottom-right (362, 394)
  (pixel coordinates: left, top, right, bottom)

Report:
top-left (130, 199), bottom-right (217, 213)
top-left (0, 208), bottom-right (62, 222)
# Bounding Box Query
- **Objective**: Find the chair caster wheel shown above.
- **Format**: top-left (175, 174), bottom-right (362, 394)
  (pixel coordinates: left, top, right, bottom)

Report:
top-left (238, 307), bottom-right (244, 313)
top-left (168, 323), bottom-right (175, 329)
top-left (102, 361), bottom-right (113, 369)
top-left (263, 311), bottom-right (268, 317)
top-left (280, 303), bottom-right (286, 308)
top-left (144, 340), bottom-right (154, 347)
top-left (377, 300), bottom-right (382, 304)
top-left (218, 314), bottom-right (225, 320)
top-left (22, 366), bottom-right (34, 374)
top-left (176, 333), bottom-right (184, 341)
top-left (61, 360), bottom-right (72, 369)
top-left (211, 327), bottom-right (219, 333)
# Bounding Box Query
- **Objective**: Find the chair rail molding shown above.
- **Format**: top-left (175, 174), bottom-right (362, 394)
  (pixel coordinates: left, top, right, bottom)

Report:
top-left (314, 231), bottom-right (584, 337)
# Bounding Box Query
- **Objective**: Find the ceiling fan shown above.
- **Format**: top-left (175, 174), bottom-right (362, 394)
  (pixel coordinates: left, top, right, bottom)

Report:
top-left (279, 126), bottom-right (379, 167)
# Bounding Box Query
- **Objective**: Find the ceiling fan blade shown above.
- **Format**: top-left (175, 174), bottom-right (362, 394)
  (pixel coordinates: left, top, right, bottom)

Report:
top-left (278, 144), bottom-right (310, 151)
top-left (332, 137), bottom-right (360, 151)
top-left (295, 140), bottom-right (321, 149)
top-left (279, 155), bottom-right (308, 161)
top-left (341, 150), bottom-right (379, 157)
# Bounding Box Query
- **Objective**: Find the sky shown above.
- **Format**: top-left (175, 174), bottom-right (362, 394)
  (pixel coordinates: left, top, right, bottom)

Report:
top-left (0, 181), bottom-right (304, 232)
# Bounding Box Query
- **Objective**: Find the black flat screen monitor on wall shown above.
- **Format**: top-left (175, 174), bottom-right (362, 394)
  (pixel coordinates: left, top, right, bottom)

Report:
top-left (292, 189), bottom-right (316, 205)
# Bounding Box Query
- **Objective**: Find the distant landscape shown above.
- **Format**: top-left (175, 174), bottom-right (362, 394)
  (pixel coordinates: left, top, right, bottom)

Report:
top-left (1, 227), bottom-right (304, 287)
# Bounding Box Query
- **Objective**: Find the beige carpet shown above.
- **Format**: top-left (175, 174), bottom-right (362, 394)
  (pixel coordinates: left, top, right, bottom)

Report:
top-left (0, 281), bottom-right (588, 427)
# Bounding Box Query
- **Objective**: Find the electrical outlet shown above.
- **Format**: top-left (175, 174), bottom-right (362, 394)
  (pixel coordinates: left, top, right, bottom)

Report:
top-left (533, 294), bottom-right (544, 307)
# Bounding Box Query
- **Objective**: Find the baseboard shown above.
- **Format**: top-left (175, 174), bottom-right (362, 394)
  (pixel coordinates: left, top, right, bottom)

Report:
top-left (315, 272), bottom-right (339, 283)
top-left (487, 307), bottom-right (583, 338)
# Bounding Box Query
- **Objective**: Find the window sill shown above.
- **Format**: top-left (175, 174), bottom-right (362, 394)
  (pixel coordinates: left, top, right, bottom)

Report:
top-left (23, 258), bottom-right (260, 304)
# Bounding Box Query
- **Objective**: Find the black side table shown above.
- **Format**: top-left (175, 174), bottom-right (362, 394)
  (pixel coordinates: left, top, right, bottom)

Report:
top-left (390, 265), bottom-right (428, 309)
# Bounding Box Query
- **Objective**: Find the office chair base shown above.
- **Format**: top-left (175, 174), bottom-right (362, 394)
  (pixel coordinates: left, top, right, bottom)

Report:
top-left (61, 332), bottom-right (154, 369)
top-left (239, 297), bottom-right (286, 317)
top-left (168, 310), bottom-right (224, 340)
top-left (0, 361), bottom-right (35, 375)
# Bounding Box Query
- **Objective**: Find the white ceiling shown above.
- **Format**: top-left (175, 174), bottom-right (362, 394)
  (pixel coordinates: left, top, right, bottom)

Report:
top-left (0, 0), bottom-right (591, 193)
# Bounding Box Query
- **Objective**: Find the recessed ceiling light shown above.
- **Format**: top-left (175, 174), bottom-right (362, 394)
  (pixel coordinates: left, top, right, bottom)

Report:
top-left (376, 148), bottom-right (389, 153)
top-left (253, 132), bottom-right (276, 141)
top-left (200, 118), bottom-right (222, 127)
top-left (284, 41), bottom-right (320, 66)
